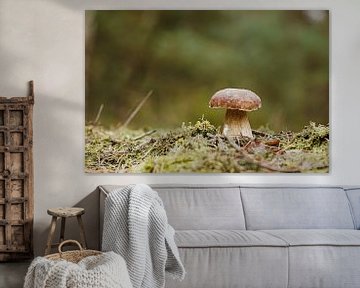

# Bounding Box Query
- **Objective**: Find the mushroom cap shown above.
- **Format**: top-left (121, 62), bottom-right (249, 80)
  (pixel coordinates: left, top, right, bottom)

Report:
top-left (209, 88), bottom-right (262, 111)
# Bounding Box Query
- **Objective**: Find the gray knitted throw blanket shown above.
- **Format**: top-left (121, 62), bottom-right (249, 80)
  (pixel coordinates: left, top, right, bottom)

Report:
top-left (24, 251), bottom-right (132, 288)
top-left (102, 184), bottom-right (185, 288)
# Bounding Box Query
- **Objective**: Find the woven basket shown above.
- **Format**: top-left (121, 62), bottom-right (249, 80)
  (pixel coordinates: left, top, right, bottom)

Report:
top-left (45, 240), bottom-right (102, 263)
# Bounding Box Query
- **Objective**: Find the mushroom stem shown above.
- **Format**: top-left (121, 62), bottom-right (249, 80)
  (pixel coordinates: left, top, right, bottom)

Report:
top-left (222, 109), bottom-right (253, 138)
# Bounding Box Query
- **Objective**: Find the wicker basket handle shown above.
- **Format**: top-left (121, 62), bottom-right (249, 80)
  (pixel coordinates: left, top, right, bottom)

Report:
top-left (58, 240), bottom-right (83, 255)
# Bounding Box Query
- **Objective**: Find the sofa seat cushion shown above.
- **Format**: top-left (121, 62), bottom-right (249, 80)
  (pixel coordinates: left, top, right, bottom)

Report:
top-left (260, 230), bottom-right (360, 288)
top-left (261, 229), bottom-right (360, 246)
top-left (175, 230), bottom-right (288, 248)
top-left (166, 246), bottom-right (289, 288)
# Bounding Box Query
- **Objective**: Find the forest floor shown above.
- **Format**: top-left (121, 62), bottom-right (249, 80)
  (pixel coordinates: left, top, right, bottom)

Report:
top-left (85, 118), bottom-right (329, 173)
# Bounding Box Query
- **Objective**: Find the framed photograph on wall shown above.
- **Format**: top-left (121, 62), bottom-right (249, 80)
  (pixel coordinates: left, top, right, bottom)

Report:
top-left (85, 10), bottom-right (329, 173)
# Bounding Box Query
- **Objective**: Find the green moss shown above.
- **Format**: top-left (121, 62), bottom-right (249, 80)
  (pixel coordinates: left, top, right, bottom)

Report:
top-left (85, 119), bottom-right (329, 173)
top-left (281, 122), bottom-right (329, 151)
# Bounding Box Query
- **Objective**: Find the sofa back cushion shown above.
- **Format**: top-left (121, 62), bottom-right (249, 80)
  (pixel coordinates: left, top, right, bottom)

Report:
top-left (345, 188), bottom-right (360, 229)
top-left (153, 186), bottom-right (246, 230)
top-left (241, 187), bottom-right (355, 230)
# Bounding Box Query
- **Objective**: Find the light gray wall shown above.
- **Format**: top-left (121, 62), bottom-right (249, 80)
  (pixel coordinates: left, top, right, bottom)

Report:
top-left (0, 0), bottom-right (359, 256)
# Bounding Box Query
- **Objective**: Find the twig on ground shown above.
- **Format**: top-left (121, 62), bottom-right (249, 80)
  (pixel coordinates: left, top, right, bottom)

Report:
top-left (133, 129), bottom-right (156, 141)
top-left (244, 140), bottom-right (252, 149)
top-left (143, 141), bottom-right (157, 158)
top-left (94, 104), bottom-right (104, 124)
top-left (121, 90), bottom-right (153, 129)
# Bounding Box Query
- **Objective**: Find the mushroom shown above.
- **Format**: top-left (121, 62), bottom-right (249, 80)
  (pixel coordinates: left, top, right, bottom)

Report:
top-left (209, 88), bottom-right (261, 138)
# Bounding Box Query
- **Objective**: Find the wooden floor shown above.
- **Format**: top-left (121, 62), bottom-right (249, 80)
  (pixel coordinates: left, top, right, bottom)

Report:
top-left (0, 261), bottom-right (30, 288)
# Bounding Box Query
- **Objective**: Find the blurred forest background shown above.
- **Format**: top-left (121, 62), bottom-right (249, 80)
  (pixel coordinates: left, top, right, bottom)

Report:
top-left (85, 10), bottom-right (329, 132)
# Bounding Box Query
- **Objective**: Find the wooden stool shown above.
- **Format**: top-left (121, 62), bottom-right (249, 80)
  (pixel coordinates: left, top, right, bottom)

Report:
top-left (45, 207), bottom-right (87, 255)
